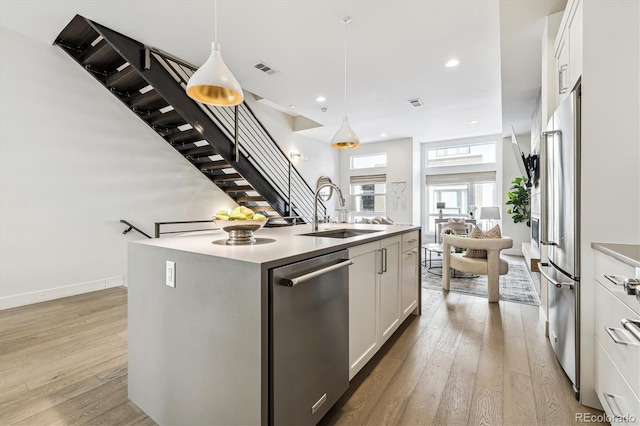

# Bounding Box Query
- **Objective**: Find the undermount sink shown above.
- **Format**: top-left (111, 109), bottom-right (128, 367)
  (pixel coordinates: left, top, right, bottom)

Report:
top-left (299, 228), bottom-right (382, 239)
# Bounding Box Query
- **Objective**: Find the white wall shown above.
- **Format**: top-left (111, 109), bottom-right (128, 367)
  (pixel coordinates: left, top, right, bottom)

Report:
top-left (0, 27), bottom-right (236, 309)
top-left (338, 138), bottom-right (415, 225)
top-left (501, 135), bottom-right (532, 256)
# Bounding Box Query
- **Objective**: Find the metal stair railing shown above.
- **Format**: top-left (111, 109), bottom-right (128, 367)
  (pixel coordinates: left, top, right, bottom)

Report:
top-left (149, 49), bottom-right (325, 222)
top-left (120, 220), bottom-right (152, 238)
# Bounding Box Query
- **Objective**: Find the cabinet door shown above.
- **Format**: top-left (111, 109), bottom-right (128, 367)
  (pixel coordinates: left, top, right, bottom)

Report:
top-left (401, 248), bottom-right (419, 319)
top-left (347, 242), bottom-right (379, 380)
top-left (568, 0), bottom-right (582, 89)
top-left (379, 236), bottom-right (401, 343)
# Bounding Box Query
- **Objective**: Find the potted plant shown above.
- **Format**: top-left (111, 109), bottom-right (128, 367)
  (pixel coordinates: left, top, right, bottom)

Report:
top-left (505, 176), bottom-right (531, 227)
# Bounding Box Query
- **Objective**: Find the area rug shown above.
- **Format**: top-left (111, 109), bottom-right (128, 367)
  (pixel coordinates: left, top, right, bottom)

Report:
top-left (422, 258), bottom-right (540, 306)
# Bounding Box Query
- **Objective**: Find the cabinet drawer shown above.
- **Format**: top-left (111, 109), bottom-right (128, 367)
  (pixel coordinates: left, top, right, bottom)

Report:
top-left (594, 251), bottom-right (639, 315)
top-left (595, 338), bottom-right (640, 425)
top-left (402, 231), bottom-right (419, 252)
top-left (595, 283), bottom-right (640, 396)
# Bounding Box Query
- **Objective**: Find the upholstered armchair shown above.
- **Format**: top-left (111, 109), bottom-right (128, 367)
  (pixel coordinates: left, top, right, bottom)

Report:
top-left (441, 234), bottom-right (513, 303)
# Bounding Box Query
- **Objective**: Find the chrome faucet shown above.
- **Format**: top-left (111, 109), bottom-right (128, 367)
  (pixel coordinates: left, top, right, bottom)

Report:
top-left (313, 182), bottom-right (346, 231)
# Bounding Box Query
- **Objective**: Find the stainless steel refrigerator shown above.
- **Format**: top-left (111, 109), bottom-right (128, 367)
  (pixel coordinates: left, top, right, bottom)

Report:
top-left (540, 85), bottom-right (581, 398)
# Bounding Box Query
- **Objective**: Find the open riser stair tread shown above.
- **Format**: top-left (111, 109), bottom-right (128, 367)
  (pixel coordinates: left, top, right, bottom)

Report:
top-left (234, 196), bottom-right (267, 203)
top-left (211, 173), bottom-right (243, 183)
top-left (106, 65), bottom-right (148, 94)
top-left (222, 185), bottom-right (254, 193)
top-left (199, 161), bottom-right (231, 172)
top-left (127, 89), bottom-right (169, 111)
top-left (79, 38), bottom-right (125, 72)
top-left (177, 145), bottom-right (218, 157)
top-left (164, 128), bottom-right (204, 144)
top-left (142, 110), bottom-right (187, 128)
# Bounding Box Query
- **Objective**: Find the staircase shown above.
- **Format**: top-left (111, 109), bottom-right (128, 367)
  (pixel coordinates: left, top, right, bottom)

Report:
top-left (54, 15), bottom-right (324, 225)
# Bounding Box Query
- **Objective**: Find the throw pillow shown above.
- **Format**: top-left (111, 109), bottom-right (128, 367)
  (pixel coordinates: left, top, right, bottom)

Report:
top-left (446, 218), bottom-right (468, 235)
top-left (463, 225), bottom-right (502, 259)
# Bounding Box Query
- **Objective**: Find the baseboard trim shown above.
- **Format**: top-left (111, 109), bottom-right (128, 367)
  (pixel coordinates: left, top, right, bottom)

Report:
top-left (503, 248), bottom-right (524, 256)
top-left (0, 276), bottom-right (124, 310)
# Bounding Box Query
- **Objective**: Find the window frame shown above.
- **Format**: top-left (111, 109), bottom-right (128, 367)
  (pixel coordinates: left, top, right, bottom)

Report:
top-left (350, 152), bottom-right (388, 170)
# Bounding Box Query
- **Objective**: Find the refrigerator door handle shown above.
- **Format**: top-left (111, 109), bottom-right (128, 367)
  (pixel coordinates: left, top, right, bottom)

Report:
top-left (537, 262), bottom-right (575, 289)
top-left (540, 130), bottom-right (562, 248)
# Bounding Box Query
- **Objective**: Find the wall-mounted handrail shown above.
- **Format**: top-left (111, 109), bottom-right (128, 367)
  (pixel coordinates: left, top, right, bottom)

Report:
top-left (120, 220), bottom-right (152, 239)
top-left (154, 220), bottom-right (217, 238)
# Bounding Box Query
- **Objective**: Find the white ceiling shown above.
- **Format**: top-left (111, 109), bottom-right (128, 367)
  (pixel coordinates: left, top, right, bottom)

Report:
top-left (0, 0), bottom-right (565, 145)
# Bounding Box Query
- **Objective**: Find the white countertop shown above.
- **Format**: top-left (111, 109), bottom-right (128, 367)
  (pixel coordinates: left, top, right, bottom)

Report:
top-left (591, 242), bottom-right (640, 268)
top-left (132, 223), bottom-right (421, 267)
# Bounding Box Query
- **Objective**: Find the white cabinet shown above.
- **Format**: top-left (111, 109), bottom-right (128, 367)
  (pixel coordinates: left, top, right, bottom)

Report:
top-left (347, 234), bottom-right (408, 380)
top-left (554, 0), bottom-right (583, 104)
top-left (379, 236), bottom-right (401, 342)
top-left (347, 240), bottom-right (379, 380)
top-left (401, 231), bottom-right (419, 319)
top-left (593, 248), bottom-right (640, 423)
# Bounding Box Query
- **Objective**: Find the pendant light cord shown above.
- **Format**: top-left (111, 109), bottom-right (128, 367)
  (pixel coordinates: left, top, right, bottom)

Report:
top-left (344, 20), bottom-right (347, 116)
top-left (343, 17), bottom-right (350, 118)
top-left (214, 0), bottom-right (218, 43)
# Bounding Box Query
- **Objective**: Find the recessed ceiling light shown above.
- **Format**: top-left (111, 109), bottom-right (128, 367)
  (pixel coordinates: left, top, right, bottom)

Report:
top-left (380, 133), bottom-right (387, 137)
top-left (469, 120), bottom-right (479, 124)
top-left (445, 59), bottom-right (460, 68)
top-left (289, 105), bottom-right (296, 109)
top-left (315, 96), bottom-right (326, 102)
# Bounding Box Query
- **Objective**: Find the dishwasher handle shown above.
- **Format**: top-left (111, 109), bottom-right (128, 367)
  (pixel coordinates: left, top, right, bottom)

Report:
top-left (281, 259), bottom-right (354, 287)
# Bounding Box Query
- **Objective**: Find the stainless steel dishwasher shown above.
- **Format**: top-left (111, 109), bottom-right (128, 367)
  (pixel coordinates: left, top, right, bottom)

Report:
top-left (270, 250), bottom-right (352, 425)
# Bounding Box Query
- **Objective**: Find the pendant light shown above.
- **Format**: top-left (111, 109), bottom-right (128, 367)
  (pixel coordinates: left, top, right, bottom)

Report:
top-left (331, 16), bottom-right (360, 149)
top-left (186, 0), bottom-right (244, 106)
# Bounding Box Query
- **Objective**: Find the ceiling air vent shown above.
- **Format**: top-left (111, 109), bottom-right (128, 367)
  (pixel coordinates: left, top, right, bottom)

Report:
top-left (253, 61), bottom-right (278, 75)
top-left (408, 98), bottom-right (423, 108)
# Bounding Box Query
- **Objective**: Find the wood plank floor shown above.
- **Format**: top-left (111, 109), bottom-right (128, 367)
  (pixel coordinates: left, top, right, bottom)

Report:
top-left (0, 286), bottom-right (605, 425)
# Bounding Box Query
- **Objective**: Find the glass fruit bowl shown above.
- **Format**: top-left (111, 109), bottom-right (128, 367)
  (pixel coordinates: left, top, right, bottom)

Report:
top-left (213, 219), bottom-right (268, 245)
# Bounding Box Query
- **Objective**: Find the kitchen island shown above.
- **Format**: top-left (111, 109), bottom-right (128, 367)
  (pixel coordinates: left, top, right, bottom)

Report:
top-left (127, 223), bottom-right (421, 425)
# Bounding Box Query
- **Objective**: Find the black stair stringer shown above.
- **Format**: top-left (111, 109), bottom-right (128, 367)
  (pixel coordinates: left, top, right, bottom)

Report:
top-left (55, 15), bottom-right (292, 219)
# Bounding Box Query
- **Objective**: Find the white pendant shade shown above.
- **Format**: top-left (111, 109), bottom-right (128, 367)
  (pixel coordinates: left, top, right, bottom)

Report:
top-left (331, 116), bottom-right (360, 149)
top-left (186, 41), bottom-right (244, 106)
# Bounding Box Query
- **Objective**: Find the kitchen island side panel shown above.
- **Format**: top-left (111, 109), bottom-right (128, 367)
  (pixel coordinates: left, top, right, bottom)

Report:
top-left (128, 243), bottom-right (264, 425)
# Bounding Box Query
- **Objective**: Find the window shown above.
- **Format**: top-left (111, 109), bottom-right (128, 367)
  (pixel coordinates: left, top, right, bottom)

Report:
top-left (350, 174), bottom-right (386, 213)
top-left (425, 172), bottom-right (496, 233)
top-left (426, 143), bottom-right (495, 168)
top-left (350, 152), bottom-right (387, 170)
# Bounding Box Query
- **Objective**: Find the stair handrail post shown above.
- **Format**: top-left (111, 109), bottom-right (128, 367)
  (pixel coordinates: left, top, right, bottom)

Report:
top-left (234, 105), bottom-right (239, 163)
top-left (288, 161), bottom-right (292, 217)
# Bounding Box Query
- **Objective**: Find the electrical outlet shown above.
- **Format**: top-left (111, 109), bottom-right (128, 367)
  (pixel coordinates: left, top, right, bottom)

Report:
top-left (636, 267), bottom-right (640, 279)
top-left (166, 261), bottom-right (176, 288)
